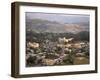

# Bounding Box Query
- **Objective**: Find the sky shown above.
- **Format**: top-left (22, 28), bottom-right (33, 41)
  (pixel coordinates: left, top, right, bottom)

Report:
top-left (26, 12), bottom-right (90, 24)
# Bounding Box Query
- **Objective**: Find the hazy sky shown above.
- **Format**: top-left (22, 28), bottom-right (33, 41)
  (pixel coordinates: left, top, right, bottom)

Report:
top-left (26, 12), bottom-right (90, 24)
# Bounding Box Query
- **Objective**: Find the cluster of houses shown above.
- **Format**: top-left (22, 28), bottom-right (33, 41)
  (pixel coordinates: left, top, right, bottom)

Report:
top-left (26, 37), bottom-right (89, 66)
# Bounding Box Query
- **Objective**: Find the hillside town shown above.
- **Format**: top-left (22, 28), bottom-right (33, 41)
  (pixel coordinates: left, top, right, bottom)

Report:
top-left (26, 36), bottom-right (89, 67)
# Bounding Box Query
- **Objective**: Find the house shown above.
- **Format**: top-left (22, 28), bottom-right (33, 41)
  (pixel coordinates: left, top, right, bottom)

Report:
top-left (27, 42), bottom-right (39, 49)
top-left (58, 37), bottom-right (74, 44)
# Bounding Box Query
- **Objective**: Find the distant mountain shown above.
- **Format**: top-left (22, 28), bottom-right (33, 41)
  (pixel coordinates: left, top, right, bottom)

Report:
top-left (26, 19), bottom-right (89, 34)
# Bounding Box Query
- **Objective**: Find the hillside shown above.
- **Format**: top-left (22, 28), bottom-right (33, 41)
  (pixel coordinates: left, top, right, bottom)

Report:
top-left (26, 19), bottom-right (89, 34)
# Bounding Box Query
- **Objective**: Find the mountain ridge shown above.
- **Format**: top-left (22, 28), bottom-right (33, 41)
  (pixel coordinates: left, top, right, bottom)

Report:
top-left (26, 19), bottom-right (89, 34)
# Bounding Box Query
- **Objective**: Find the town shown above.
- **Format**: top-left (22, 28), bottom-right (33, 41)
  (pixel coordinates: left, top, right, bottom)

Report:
top-left (26, 33), bottom-right (89, 67)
